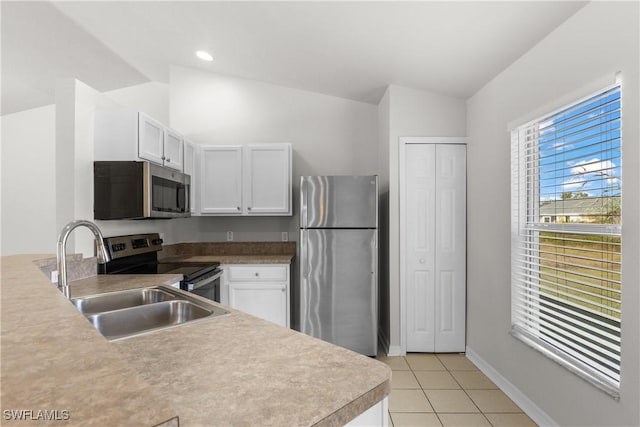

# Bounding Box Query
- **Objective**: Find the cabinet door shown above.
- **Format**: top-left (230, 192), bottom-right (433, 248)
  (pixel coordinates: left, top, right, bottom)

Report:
top-left (244, 144), bottom-right (292, 215)
top-left (183, 140), bottom-right (198, 214)
top-left (229, 283), bottom-right (288, 327)
top-left (200, 146), bottom-right (243, 214)
top-left (164, 129), bottom-right (184, 171)
top-left (138, 113), bottom-right (165, 165)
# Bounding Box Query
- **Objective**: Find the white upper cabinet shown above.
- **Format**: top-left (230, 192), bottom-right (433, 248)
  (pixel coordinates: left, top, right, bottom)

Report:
top-left (137, 113), bottom-right (183, 171)
top-left (94, 108), bottom-right (184, 171)
top-left (244, 144), bottom-right (292, 215)
top-left (199, 143), bottom-right (292, 216)
top-left (163, 128), bottom-right (184, 171)
top-left (137, 113), bottom-right (165, 165)
top-left (200, 146), bottom-right (243, 215)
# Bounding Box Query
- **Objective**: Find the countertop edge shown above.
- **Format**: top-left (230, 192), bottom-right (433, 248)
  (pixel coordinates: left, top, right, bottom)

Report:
top-left (315, 380), bottom-right (391, 427)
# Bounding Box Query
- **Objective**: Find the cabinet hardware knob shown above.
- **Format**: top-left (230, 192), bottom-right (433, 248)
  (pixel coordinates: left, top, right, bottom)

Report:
top-left (161, 156), bottom-right (166, 160)
top-left (166, 158), bottom-right (171, 162)
top-left (420, 258), bottom-right (426, 264)
top-left (255, 273), bottom-right (259, 277)
top-left (281, 287), bottom-right (285, 292)
top-left (248, 207), bottom-right (252, 211)
top-left (237, 207), bottom-right (241, 211)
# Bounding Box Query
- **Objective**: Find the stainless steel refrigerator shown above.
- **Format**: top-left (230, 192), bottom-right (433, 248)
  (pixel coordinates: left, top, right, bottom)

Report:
top-left (299, 175), bottom-right (378, 356)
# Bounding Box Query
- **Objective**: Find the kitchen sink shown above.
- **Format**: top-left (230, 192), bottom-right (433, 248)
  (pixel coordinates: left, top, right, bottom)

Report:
top-left (87, 300), bottom-right (216, 340)
top-left (71, 287), bottom-right (177, 315)
top-left (71, 286), bottom-right (228, 340)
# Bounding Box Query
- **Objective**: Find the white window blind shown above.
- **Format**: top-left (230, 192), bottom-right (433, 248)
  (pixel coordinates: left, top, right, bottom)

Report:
top-left (511, 84), bottom-right (622, 397)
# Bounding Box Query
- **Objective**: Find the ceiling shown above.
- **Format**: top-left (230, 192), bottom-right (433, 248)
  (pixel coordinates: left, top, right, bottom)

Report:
top-left (1, 1), bottom-right (587, 115)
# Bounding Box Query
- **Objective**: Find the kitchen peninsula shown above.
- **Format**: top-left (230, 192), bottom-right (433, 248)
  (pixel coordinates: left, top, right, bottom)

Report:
top-left (1, 255), bottom-right (390, 426)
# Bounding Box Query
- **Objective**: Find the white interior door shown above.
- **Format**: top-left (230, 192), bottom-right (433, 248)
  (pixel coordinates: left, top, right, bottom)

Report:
top-left (405, 143), bottom-right (466, 353)
top-left (405, 144), bottom-right (437, 352)
top-left (434, 145), bottom-right (466, 352)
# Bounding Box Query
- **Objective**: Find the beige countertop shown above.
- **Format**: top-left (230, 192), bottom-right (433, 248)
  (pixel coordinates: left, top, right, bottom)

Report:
top-left (0, 255), bottom-right (180, 427)
top-left (159, 241), bottom-right (296, 265)
top-left (1, 255), bottom-right (390, 426)
top-left (161, 254), bottom-right (295, 264)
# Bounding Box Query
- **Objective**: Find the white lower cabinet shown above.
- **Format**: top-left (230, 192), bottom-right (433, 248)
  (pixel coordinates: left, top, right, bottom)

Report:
top-left (223, 264), bottom-right (290, 328)
top-left (345, 398), bottom-right (388, 427)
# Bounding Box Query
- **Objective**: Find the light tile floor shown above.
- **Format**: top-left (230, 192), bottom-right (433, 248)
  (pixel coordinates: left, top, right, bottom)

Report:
top-left (376, 353), bottom-right (538, 427)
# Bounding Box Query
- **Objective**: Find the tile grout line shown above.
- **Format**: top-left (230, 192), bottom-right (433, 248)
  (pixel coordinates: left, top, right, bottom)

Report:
top-left (389, 354), bottom-right (529, 426)
top-left (436, 354), bottom-right (511, 426)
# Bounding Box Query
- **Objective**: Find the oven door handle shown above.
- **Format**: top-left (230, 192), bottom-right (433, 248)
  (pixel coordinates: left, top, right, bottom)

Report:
top-left (186, 270), bottom-right (223, 291)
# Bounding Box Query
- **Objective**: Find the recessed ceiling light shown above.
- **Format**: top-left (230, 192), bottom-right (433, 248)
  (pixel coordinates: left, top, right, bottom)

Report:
top-left (196, 51), bottom-right (213, 62)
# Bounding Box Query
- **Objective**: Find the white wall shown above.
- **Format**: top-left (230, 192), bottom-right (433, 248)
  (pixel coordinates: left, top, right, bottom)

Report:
top-left (0, 80), bottom-right (204, 256)
top-left (169, 65), bottom-right (379, 242)
top-left (466, 2), bottom-right (639, 426)
top-left (384, 84), bottom-right (467, 353)
top-left (104, 82), bottom-right (170, 124)
top-left (1, 105), bottom-right (56, 255)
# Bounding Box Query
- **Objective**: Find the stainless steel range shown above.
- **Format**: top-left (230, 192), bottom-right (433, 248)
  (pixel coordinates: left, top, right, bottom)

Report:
top-left (99, 233), bottom-right (222, 303)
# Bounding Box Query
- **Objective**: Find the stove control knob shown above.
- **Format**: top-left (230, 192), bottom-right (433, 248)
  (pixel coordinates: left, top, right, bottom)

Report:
top-left (152, 238), bottom-right (163, 245)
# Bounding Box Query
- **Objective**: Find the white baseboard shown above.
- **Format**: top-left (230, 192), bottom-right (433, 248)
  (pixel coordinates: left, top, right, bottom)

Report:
top-left (378, 328), bottom-right (405, 356)
top-left (465, 346), bottom-right (558, 427)
top-left (387, 345), bottom-right (404, 357)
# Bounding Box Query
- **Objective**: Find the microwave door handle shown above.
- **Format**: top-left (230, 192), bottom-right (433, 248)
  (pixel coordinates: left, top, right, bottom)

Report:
top-left (186, 270), bottom-right (223, 291)
top-left (178, 185), bottom-right (187, 212)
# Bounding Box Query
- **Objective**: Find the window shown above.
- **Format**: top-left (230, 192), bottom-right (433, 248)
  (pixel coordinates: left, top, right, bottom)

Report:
top-left (510, 84), bottom-right (622, 397)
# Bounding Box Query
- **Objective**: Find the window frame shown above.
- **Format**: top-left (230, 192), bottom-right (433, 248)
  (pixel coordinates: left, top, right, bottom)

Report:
top-left (510, 83), bottom-right (622, 398)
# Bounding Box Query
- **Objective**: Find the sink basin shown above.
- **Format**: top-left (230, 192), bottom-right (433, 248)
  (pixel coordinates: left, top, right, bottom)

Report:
top-left (86, 300), bottom-right (217, 340)
top-left (71, 286), bottom-right (229, 340)
top-left (71, 287), bottom-right (177, 315)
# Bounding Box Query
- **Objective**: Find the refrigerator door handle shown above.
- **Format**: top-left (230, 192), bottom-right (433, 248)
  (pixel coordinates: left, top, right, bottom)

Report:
top-left (300, 229), bottom-right (308, 280)
top-left (299, 228), bottom-right (309, 335)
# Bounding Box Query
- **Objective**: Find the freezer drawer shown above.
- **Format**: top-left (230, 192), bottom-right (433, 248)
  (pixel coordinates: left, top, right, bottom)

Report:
top-left (300, 228), bottom-right (377, 355)
top-left (300, 176), bottom-right (378, 228)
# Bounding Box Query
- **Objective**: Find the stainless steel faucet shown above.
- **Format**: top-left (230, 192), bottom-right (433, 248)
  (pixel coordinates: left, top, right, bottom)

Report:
top-left (56, 220), bottom-right (111, 299)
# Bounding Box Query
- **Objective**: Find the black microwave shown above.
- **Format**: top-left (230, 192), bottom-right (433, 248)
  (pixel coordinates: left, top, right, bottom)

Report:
top-left (94, 161), bottom-right (190, 220)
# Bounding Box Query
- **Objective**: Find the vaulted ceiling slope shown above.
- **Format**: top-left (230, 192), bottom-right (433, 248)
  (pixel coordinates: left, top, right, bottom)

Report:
top-left (2, 1), bottom-right (586, 115)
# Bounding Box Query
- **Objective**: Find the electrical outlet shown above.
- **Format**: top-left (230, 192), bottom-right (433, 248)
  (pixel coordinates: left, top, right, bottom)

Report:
top-left (227, 231), bottom-right (233, 241)
top-left (51, 270), bottom-right (59, 284)
top-left (281, 232), bottom-right (288, 242)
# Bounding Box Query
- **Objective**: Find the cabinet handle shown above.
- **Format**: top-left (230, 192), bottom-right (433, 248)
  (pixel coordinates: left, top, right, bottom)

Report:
top-left (281, 287), bottom-right (286, 292)
top-left (166, 158), bottom-right (171, 162)
top-left (247, 207), bottom-right (252, 211)
top-left (254, 272), bottom-right (259, 277)
top-left (161, 156), bottom-right (166, 161)
top-left (237, 206), bottom-right (241, 211)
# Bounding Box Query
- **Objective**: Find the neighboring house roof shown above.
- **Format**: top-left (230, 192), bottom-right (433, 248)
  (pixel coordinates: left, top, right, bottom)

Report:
top-left (539, 196), bottom-right (620, 217)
